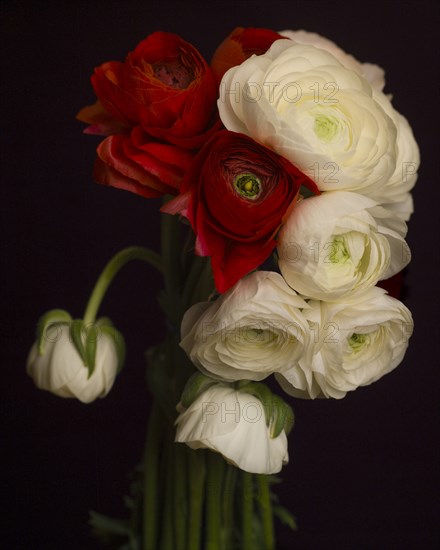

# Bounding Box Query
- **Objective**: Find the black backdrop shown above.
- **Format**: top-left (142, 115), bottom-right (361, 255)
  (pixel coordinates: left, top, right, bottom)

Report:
top-left (2, 1), bottom-right (439, 548)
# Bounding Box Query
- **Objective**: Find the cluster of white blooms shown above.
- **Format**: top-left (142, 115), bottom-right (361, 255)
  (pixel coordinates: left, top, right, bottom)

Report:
top-left (176, 31), bottom-right (417, 474)
top-left (26, 32), bottom-right (417, 475)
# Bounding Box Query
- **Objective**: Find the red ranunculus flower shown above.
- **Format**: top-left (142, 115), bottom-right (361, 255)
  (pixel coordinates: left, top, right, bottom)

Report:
top-left (77, 31), bottom-right (219, 149)
top-left (94, 126), bottom-right (195, 198)
top-left (211, 27), bottom-right (285, 84)
top-left (162, 130), bottom-right (319, 293)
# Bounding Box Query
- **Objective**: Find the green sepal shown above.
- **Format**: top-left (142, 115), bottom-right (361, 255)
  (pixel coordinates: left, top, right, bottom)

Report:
top-left (180, 371), bottom-right (218, 409)
top-left (269, 396), bottom-right (295, 438)
top-left (84, 325), bottom-right (98, 379)
top-left (235, 381), bottom-right (295, 438)
top-left (235, 379), bottom-right (252, 391)
top-left (95, 316), bottom-right (113, 328)
top-left (282, 402), bottom-right (295, 435)
top-left (36, 309), bottom-right (72, 355)
top-left (269, 395), bottom-right (287, 438)
top-left (68, 318), bottom-right (125, 378)
top-left (299, 184), bottom-right (317, 200)
top-left (101, 324), bottom-right (126, 373)
top-left (69, 319), bottom-right (89, 368)
top-left (236, 382), bottom-right (274, 429)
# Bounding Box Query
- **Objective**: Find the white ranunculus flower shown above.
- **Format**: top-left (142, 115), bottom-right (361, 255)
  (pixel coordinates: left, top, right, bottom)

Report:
top-left (369, 91), bottom-right (419, 215)
top-left (175, 383), bottom-right (289, 474)
top-left (280, 29), bottom-right (385, 91)
top-left (277, 191), bottom-right (410, 301)
top-left (218, 40), bottom-right (399, 196)
top-left (276, 287), bottom-right (413, 399)
top-left (180, 271), bottom-right (310, 382)
top-left (27, 322), bottom-right (120, 404)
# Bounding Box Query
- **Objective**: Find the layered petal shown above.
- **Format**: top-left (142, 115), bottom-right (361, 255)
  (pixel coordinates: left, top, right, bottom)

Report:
top-left (276, 286), bottom-right (413, 399)
top-left (163, 130), bottom-right (318, 292)
top-left (175, 384), bottom-right (289, 474)
top-left (180, 271), bottom-right (311, 381)
top-left (277, 191), bottom-right (410, 300)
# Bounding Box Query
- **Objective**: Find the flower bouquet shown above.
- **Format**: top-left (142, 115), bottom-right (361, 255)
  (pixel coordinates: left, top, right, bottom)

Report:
top-left (27, 27), bottom-right (419, 549)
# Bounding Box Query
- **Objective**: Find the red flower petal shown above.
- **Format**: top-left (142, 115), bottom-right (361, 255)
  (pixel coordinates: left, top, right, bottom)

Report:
top-left (211, 27), bottom-right (285, 84)
top-left (167, 130), bottom-right (318, 292)
top-left (94, 129), bottom-right (193, 198)
top-left (81, 32), bottom-right (218, 148)
top-left (94, 157), bottom-right (163, 199)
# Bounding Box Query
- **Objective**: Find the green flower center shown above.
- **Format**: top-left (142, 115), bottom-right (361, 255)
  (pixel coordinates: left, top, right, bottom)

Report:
top-left (328, 236), bottom-right (350, 264)
top-left (349, 333), bottom-right (369, 351)
top-left (234, 173), bottom-right (262, 199)
top-left (314, 114), bottom-right (341, 142)
top-left (243, 327), bottom-right (274, 344)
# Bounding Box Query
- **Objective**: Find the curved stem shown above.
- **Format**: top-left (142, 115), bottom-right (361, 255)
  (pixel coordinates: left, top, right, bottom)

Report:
top-left (256, 474), bottom-right (274, 550)
top-left (83, 246), bottom-right (163, 325)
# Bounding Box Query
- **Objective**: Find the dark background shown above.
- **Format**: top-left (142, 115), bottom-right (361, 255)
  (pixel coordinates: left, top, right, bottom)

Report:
top-left (1, 1), bottom-right (439, 548)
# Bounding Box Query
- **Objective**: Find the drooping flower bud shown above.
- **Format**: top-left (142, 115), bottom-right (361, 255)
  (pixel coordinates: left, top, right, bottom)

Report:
top-left (26, 310), bottom-right (125, 404)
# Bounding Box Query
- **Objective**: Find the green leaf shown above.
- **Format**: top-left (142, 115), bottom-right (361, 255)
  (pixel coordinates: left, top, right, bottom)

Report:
top-left (273, 505), bottom-right (298, 531)
top-left (89, 510), bottom-right (132, 536)
top-left (89, 510), bottom-right (139, 549)
top-left (36, 309), bottom-right (72, 354)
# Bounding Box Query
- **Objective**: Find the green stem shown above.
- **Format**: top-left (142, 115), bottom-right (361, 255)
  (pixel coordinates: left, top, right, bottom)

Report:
top-left (173, 443), bottom-right (188, 550)
top-left (206, 451), bottom-right (225, 550)
top-left (181, 255), bottom-right (209, 310)
top-left (222, 464), bottom-right (238, 550)
top-left (161, 203), bottom-right (182, 296)
top-left (242, 472), bottom-right (253, 550)
top-left (142, 402), bottom-right (162, 550)
top-left (160, 427), bottom-right (175, 550)
top-left (187, 448), bottom-right (206, 550)
top-left (160, 204), bottom-right (184, 328)
top-left (256, 474), bottom-right (274, 550)
top-left (83, 246), bottom-right (163, 325)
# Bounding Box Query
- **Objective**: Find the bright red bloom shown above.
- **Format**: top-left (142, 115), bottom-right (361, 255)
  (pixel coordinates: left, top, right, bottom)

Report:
top-left (211, 27), bottom-right (285, 84)
top-left (163, 130), bottom-right (319, 293)
top-left (94, 126), bottom-right (195, 198)
top-left (77, 32), bottom-right (219, 149)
